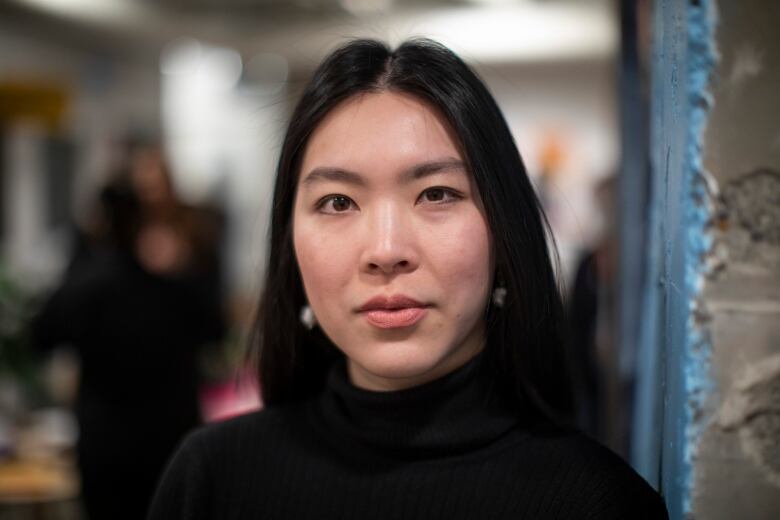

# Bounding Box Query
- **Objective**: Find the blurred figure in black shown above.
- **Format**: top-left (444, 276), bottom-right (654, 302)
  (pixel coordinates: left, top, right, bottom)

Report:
top-left (568, 175), bottom-right (628, 457)
top-left (32, 138), bottom-right (226, 520)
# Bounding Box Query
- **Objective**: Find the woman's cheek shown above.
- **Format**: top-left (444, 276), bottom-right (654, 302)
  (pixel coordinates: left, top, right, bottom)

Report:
top-left (437, 215), bottom-right (491, 278)
top-left (296, 227), bottom-right (354, 298)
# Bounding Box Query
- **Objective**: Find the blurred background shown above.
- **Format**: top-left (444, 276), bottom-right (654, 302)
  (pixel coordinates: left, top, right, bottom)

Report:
top-left (5, 0), bottom-right (771, 519)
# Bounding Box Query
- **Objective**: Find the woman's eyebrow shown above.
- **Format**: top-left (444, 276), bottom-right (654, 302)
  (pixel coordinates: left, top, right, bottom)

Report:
top-left (301, 158), bottom-right (466, 187)
top-left (301, 167), bottom-right (365, 187)
top-left (405, 158), bottom-right (467, 181)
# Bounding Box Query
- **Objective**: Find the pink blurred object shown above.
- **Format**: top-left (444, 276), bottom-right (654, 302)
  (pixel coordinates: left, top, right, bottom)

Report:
top-left (199, 371), bottom-right (262, 423)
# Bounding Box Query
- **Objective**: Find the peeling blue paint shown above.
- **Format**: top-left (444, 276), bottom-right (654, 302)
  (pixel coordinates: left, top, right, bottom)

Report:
top-left (681, 1), bottom-right (717, 516)
top-left (641, 1), bottom-right (718, 518)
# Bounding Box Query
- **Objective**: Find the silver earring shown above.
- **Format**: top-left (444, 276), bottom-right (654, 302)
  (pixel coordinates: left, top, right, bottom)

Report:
top-left (300, 304), bottom-right (317, 330)
top-left (492, 286), bottom-right (507, 308)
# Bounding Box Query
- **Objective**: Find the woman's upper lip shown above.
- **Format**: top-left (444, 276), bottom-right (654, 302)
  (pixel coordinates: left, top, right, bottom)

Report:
top-left (358, 295), bottom-right (428, 312)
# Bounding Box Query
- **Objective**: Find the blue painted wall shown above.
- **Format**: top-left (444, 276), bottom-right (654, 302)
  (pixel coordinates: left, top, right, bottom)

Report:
top-left (631, 1), bottom-right (717, 518)
top-left (618, 2), bottom-right (654, 484)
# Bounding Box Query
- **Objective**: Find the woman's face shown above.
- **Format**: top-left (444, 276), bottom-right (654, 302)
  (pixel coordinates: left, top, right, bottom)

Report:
top-left (293, 91), bottom-right (493, 391)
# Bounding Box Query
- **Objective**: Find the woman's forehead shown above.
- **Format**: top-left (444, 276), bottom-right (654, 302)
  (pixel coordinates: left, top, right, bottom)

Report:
top-left (300, 91), bottom-right (465, 176)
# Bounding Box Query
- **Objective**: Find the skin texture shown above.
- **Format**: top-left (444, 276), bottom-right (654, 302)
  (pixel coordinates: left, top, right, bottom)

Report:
top-left (293, 91), bottom-right (493, 391)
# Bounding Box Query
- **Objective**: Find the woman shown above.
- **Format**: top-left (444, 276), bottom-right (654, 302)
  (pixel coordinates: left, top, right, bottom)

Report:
top-left (149, 39), bottom-right (667, 519)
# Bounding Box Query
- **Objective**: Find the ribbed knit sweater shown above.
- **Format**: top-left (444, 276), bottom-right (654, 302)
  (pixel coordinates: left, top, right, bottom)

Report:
top-left (148, 355), bottom-right (668, 519)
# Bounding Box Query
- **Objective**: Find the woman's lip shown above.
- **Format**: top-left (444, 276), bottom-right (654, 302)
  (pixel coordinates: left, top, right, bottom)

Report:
top-left (363, 307), bottom-right (428, 329)
top-left (358, 294), bottom-right (426, 312)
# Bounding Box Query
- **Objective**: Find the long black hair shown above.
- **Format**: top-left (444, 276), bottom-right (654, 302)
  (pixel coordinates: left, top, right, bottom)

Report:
top-left (250, 38), bottom-right (573, 423)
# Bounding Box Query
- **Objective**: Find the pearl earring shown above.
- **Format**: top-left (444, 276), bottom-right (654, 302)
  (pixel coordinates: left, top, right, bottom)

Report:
top-left (492, 286), bottom-right (507, 308)
top-left (300, 304), bottom-right (317, 330)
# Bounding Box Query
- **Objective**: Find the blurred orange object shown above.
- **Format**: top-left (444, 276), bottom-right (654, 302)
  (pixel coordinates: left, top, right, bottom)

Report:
top-left (0, 458), bottom-right (78, 504)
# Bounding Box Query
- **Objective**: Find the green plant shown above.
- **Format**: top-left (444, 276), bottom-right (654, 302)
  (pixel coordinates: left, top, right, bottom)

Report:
top-left (0, 261), bottom-right (45, 407)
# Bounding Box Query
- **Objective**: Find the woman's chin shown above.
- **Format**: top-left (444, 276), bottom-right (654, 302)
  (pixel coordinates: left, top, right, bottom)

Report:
top-left (344, 342), bottom-right (465, 391)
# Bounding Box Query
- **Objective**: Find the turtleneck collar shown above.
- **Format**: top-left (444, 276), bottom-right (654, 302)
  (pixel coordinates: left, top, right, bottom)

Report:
top-left (312, 352), bottom-right (522, 460)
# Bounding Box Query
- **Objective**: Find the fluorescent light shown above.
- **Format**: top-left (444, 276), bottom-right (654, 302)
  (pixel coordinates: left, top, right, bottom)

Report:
top-left (261, 2), bottom-right (616, 68)
top-left (411, 5), bottom-right (616, 63)
top-left (13, 0), bottom-right (147, 25)
top-left (160, 39), bottom-right (243, 91)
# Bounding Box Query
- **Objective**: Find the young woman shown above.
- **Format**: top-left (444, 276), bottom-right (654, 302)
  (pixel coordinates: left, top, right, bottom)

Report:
top-left (149, 39), bottom-right (668, 519)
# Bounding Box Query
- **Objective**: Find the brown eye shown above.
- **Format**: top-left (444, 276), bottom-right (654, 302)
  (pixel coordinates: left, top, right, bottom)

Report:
top-left (417, 187), bottom-right (462, 205)
top-left (318, 194), bottom-right (357, 214)
top-left (424, 188), bottom-right (445, 202)
top-left (331, 196), bottom-right (351, 211)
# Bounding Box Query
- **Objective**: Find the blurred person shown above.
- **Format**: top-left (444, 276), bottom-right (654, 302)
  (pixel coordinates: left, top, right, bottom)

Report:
top-left (567, 176), bottom-right (626, 455)
top-left (31, 139), bottom-right (226, 520)
top-left (149, 39), bottom-right (666, 519)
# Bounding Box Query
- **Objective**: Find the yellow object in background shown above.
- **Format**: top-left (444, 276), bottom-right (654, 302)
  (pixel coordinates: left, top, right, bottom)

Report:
top-left (0, 82), bottom-right (69, 130)
top-left (0, 458), bottom-right (78, 503)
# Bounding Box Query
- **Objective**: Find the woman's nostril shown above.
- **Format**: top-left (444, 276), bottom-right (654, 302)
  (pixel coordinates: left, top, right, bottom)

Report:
top-left (365, 258), bottom-right (413, 274)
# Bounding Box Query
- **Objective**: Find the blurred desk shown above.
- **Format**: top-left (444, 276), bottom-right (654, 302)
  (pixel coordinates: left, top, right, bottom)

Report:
top-left (0, 459), bottom-right (80, 520)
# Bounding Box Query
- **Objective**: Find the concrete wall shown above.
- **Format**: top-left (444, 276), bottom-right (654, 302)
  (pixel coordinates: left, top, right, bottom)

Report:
top-left (645, 0), bottom-right (780, 518)
top-left (692, 0), bottom-right (780, 518)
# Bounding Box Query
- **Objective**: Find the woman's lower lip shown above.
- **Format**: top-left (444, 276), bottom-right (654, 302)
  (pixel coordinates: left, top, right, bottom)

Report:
top-left (363, 307), bottom-right (428, 329)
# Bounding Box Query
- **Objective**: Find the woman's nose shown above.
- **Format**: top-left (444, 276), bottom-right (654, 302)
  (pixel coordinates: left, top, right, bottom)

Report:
top-left (360, 203), bottom-right (418, 276)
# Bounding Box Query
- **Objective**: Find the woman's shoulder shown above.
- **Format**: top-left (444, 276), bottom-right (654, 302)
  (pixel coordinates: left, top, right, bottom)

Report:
top-left (517, 425), bottom-right (632, 471)
top-left (503, 424), bottom-right (668, 518)
top-left (148, 404), bottom-right (310, 520)
top-left (184, 402), bottom-right (309, 456)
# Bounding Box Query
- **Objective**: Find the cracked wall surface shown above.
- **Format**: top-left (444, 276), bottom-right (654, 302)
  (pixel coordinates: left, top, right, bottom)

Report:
top-left (693, 0), bottom-right (780, 518)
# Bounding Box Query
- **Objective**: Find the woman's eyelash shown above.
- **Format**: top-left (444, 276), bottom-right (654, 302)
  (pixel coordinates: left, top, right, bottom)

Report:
top-left (316, 195), bottom-right (357, 213)
top-left (315, 187), bottom-right (463, 213)
top-left (417, 187), bottom-right (464, 204)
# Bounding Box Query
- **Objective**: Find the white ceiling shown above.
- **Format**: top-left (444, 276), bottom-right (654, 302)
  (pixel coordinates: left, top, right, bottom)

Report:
top-left (2, 0), bottom-right (617, 68)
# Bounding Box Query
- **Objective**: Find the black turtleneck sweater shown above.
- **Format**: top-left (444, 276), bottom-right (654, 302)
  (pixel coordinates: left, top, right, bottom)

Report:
top-left (148, 356), bottom-right (668, 519)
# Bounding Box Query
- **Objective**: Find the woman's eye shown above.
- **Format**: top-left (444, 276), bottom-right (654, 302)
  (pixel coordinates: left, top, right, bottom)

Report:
top-left (418, 187), bottom-right (462, 204)
top-left (317, 195), bottom-right (357, 214)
